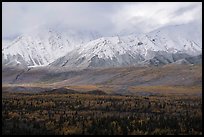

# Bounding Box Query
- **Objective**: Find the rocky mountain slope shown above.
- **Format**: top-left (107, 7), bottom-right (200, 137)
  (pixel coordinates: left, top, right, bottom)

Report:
top-left (2, 27), bottom-right (101, 67)
top-left (2, 22), bottom-right (202, 69)
top-left (50, 22), bottom-right (202, 68)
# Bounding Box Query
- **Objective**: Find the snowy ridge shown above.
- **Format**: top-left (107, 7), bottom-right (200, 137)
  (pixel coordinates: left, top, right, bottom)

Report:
top-left (147, 22), bottom-right (202, 55)
top-left (2, 22), bottom-right (202, 68)
top-left (2, 27), bottom-right (101, 67)
top-left (50, 22), bottom-right (202, 68)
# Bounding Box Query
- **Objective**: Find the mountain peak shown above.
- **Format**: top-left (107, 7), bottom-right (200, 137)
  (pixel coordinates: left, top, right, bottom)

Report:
top-left (2, 23), bottom-right (202, 68)
top-left (2, 27), bottom-right (102, 67)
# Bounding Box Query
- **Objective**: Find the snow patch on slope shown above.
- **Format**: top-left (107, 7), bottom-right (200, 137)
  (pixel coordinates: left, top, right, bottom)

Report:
top-left (2, 27), bottom-right (101, 67)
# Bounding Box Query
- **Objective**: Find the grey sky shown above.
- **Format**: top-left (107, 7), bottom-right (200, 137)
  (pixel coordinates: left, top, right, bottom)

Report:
top-left (2, 2), bottom-right (202, 40)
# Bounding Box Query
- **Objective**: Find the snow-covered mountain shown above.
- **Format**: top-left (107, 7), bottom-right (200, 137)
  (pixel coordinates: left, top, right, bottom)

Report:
top-left (2, 27), bottom-right (101, 67)
top-left (50, 22), bottom-right (202, 68)
top-left (2, 40), bottom-right (11, 48)
top-left (2, 22), bottom-right (202, 69)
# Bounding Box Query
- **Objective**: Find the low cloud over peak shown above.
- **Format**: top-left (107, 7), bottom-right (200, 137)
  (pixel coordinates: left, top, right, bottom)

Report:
top-left (2, 2), bottom-right (202, 40)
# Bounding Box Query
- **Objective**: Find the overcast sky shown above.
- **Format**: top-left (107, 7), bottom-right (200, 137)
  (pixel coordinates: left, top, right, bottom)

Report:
top-left (2, 2), bottom-right (202, 40)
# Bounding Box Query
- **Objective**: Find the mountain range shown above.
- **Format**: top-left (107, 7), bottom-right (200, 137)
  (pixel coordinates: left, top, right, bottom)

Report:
top-left (2, 22), bottom-right (202, 69)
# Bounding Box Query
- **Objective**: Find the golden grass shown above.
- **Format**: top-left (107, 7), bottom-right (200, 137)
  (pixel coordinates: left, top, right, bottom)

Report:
top-left (2, 83), bottom-right (52, 88)
top-left (65, 85), bottom-right (99, 91)
top-left (128, 85), bottom-right (202, 95)
top-left (65, 84), bottom-right (119, 93)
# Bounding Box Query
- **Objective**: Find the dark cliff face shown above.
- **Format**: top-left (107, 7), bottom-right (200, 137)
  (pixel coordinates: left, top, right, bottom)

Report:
top-left (185, 54), bottom-right (202, 64)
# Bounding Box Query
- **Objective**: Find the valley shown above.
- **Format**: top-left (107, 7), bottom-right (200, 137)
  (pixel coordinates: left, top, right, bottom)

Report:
top-left (2, 64), bottom-right (202, 96)
top-left (3, 62), bottom-right (202, 135)
top-left (2, 91), bottom-right (202, 135)
top-left (2, 9), bottom-right (202, 135)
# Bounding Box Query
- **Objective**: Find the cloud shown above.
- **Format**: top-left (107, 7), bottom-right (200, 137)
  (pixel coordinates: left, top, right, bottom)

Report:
top-left (2, 2), bottom-right (202, 40)
top-left (112, 2), bottom-right (202, 34)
